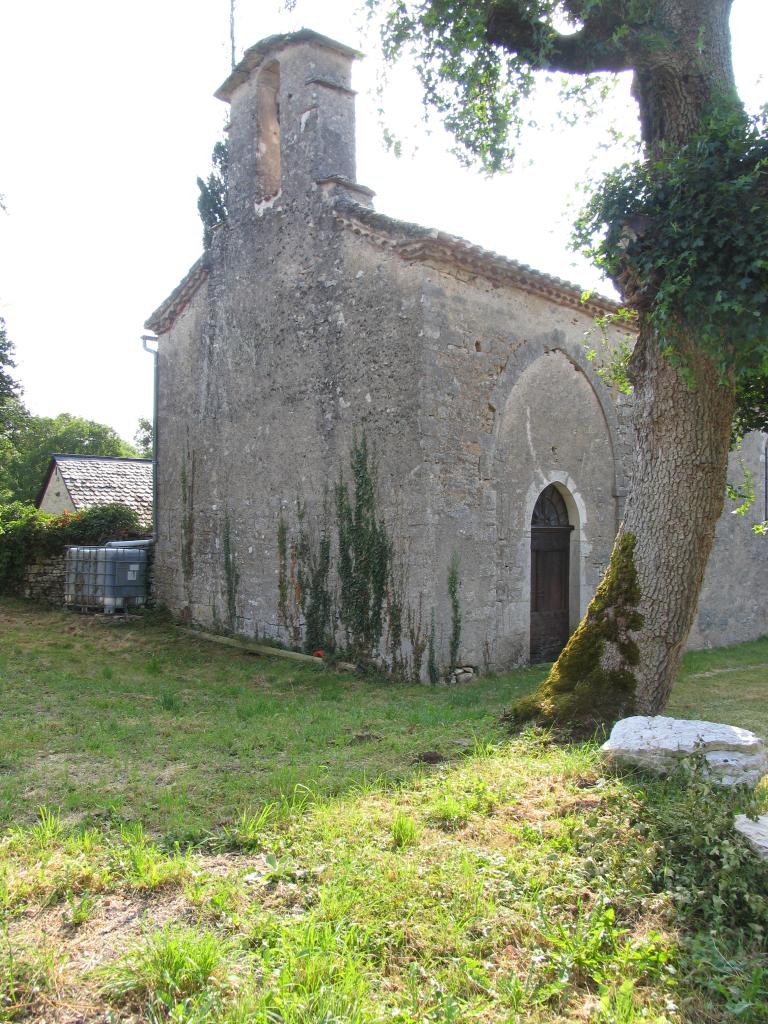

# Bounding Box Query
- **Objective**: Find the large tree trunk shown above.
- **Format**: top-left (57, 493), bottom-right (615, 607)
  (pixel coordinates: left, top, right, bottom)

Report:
top-left (619, 327), bottom-right (735, 713)
top-left (507, 0), bottom-right (740, 731)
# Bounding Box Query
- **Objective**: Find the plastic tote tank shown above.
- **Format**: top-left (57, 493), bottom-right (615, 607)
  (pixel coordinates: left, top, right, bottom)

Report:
top-left (65, 545), bottom-right (148, 612)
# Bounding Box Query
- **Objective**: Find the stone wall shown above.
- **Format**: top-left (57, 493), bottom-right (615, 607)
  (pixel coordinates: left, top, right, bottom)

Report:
top-left (23, 555), bottom-right (66, 605)
top-left (689, 431), bottom-right (768, 649)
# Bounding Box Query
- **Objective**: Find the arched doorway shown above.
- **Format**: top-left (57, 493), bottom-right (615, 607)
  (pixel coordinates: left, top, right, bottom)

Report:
top-left (530, 484), bottom-right (573, 663)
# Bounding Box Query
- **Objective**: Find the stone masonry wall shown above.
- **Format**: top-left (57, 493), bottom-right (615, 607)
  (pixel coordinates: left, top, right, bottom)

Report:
top-left (689, 431), bottom-right (768, 648)
top-left (23, 555), bottom-right (66, 605)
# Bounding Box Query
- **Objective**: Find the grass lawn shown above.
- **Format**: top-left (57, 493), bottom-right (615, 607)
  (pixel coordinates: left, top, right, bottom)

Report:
top-left (1, 598), bottom-right (767, 1023)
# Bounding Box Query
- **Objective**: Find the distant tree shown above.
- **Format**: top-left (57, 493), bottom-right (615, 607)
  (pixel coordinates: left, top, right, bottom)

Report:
top-left (0, 317), bottom-right (21, 403)
top-left (134, 416), bottom-right (153, 459)
top-left (733, 372), bottom-right (768, 445)
top-left (0, 318), bottom-right (28, 503)
top-left (1, 413), bottom-right (137, 504)
top-left (197, 139), bottom-right (229, 249)
top-left (0, 398), bottom-right (29, 503)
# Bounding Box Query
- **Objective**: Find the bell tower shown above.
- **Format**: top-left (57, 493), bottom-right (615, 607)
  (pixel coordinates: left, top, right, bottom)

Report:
top-left (215, 30), bottom-right (362, 219)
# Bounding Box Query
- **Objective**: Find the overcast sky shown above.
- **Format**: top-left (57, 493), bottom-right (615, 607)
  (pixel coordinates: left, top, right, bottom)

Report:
top-left (0, 1), bottom-right (765, 444)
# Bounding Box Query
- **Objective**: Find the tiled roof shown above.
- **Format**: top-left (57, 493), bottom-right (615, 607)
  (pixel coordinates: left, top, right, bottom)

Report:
top-left (332, 198), bottom-right (625, 321)
top-left (48, 456), bottom-right (153, 523)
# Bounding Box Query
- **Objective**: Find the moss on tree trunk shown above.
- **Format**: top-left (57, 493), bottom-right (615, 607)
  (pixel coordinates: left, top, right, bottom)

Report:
top-left (505, 533), bottom-right (643, 737)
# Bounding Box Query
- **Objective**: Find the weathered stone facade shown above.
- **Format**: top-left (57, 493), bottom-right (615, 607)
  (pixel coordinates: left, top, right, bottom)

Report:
top-left (147, 30), bottom-right (768, 671)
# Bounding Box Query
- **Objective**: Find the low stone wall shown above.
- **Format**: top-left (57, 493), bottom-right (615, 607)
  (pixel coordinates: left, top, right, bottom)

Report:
top-left (23, 554), bottom-right (67, 605)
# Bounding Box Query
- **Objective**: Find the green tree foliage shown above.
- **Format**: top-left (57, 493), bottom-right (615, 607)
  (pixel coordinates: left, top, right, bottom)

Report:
top-left (0, 317), bottom-right (21, 403)
top-left (134, 417), bottom-right (153, 459)
top-left (0, 413), bottom-right (137, 505)
top-left (574, 107), bottom-right (768, 380)
top-left (0, 317), bottom-right (139, 505)
top-left (197, 140), bottom-right (229, 250)
top-left (733, 371), bottom-right (768, 443)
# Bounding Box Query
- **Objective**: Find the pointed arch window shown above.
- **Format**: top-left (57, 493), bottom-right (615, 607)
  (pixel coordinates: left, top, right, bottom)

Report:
top-left (531, 484), bottom-right (569, 528)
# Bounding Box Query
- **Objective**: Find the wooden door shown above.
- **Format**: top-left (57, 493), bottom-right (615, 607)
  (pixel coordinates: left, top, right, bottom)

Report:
top-left (530, 485), bottom-right (572, 663)
top-left (530, 527), bottom-right (571, 662)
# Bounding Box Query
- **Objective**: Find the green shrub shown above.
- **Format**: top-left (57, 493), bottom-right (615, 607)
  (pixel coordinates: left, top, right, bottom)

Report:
top-left (640, 757), bottom-right (768, 935)
top-left (0, 501), bottom-right (146, 593)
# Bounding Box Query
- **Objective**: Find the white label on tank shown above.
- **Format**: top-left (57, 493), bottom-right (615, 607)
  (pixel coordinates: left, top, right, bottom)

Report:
top-left (130, 564), bottom-right (139, 571)
top-left (128, 571), bottom-right (137, 581)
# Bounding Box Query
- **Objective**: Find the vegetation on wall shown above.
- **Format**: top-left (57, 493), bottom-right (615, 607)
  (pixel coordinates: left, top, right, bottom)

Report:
top-left (427, 608), bottom-right (439, 685)
top-left (222, 511), bottom-right (240, 631)
top-left (180, 452), bottom-right (196, 613)
top-left (277, 436), bottom-right (462, 680)
top-left (447, 553), bottom-right (462, 673)
top-left (405, 595), bottom-right (428, 683)
top-left (0, 502), bottom-right (144, 593)
top-left (297, 495), bottom-right (334, 656)
top-left (335, 436), bottom-right (391, 661)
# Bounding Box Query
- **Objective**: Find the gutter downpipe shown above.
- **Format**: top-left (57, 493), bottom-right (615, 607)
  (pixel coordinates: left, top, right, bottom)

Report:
top-left (142, 334), bottom-right (159, 545)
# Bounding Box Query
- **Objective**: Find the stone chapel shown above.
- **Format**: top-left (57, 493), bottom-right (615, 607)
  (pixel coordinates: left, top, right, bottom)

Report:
top-left (146, 29), bottom-right (768, 671)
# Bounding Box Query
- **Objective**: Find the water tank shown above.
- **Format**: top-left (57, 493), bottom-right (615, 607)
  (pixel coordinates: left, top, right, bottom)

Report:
top-left (65, 545), bottom-right (148, 613)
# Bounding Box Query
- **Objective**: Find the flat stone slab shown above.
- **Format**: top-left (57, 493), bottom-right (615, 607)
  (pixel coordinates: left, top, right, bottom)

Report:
top-left (601, 716), bottom-right (767, 787)
top-left (734, 815), bottom-right (768, 860)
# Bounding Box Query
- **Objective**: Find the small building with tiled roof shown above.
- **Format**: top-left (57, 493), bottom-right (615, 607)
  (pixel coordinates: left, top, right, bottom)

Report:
top-left (145, 30), bottom-right (768, 668)
top-left (37, 455), bottom-right (153, 525)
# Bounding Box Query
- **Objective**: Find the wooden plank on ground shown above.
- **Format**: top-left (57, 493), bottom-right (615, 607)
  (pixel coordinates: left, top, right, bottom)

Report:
top-left (176, 627), bottom-right (324, 665)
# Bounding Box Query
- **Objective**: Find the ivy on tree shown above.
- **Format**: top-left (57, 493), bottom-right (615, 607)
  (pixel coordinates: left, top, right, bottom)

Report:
top-left (372, 0), bottom-right (768, 728)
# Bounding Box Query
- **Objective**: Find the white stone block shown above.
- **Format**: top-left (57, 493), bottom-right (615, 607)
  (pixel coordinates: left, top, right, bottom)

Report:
top-left (734, 815), bottom-right (768, 860)
top-left (601, 716), bottom-right (767, 787)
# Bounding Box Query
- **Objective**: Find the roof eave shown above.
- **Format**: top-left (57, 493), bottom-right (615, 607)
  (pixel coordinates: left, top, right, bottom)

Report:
top-left (145, 255), bottom-right (209, 336)
top-left (332, 200), bottom-right (629, 325)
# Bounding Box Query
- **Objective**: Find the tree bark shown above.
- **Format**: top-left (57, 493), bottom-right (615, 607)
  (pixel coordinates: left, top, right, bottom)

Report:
top-left (616, 328), bottom-right (735, 713)
top-left (508, 0), bottom-right (742, 728)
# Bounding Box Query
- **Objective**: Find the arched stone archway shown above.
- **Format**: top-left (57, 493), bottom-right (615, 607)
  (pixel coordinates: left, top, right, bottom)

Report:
top-left (487, 348), bottom-right (620, 666)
